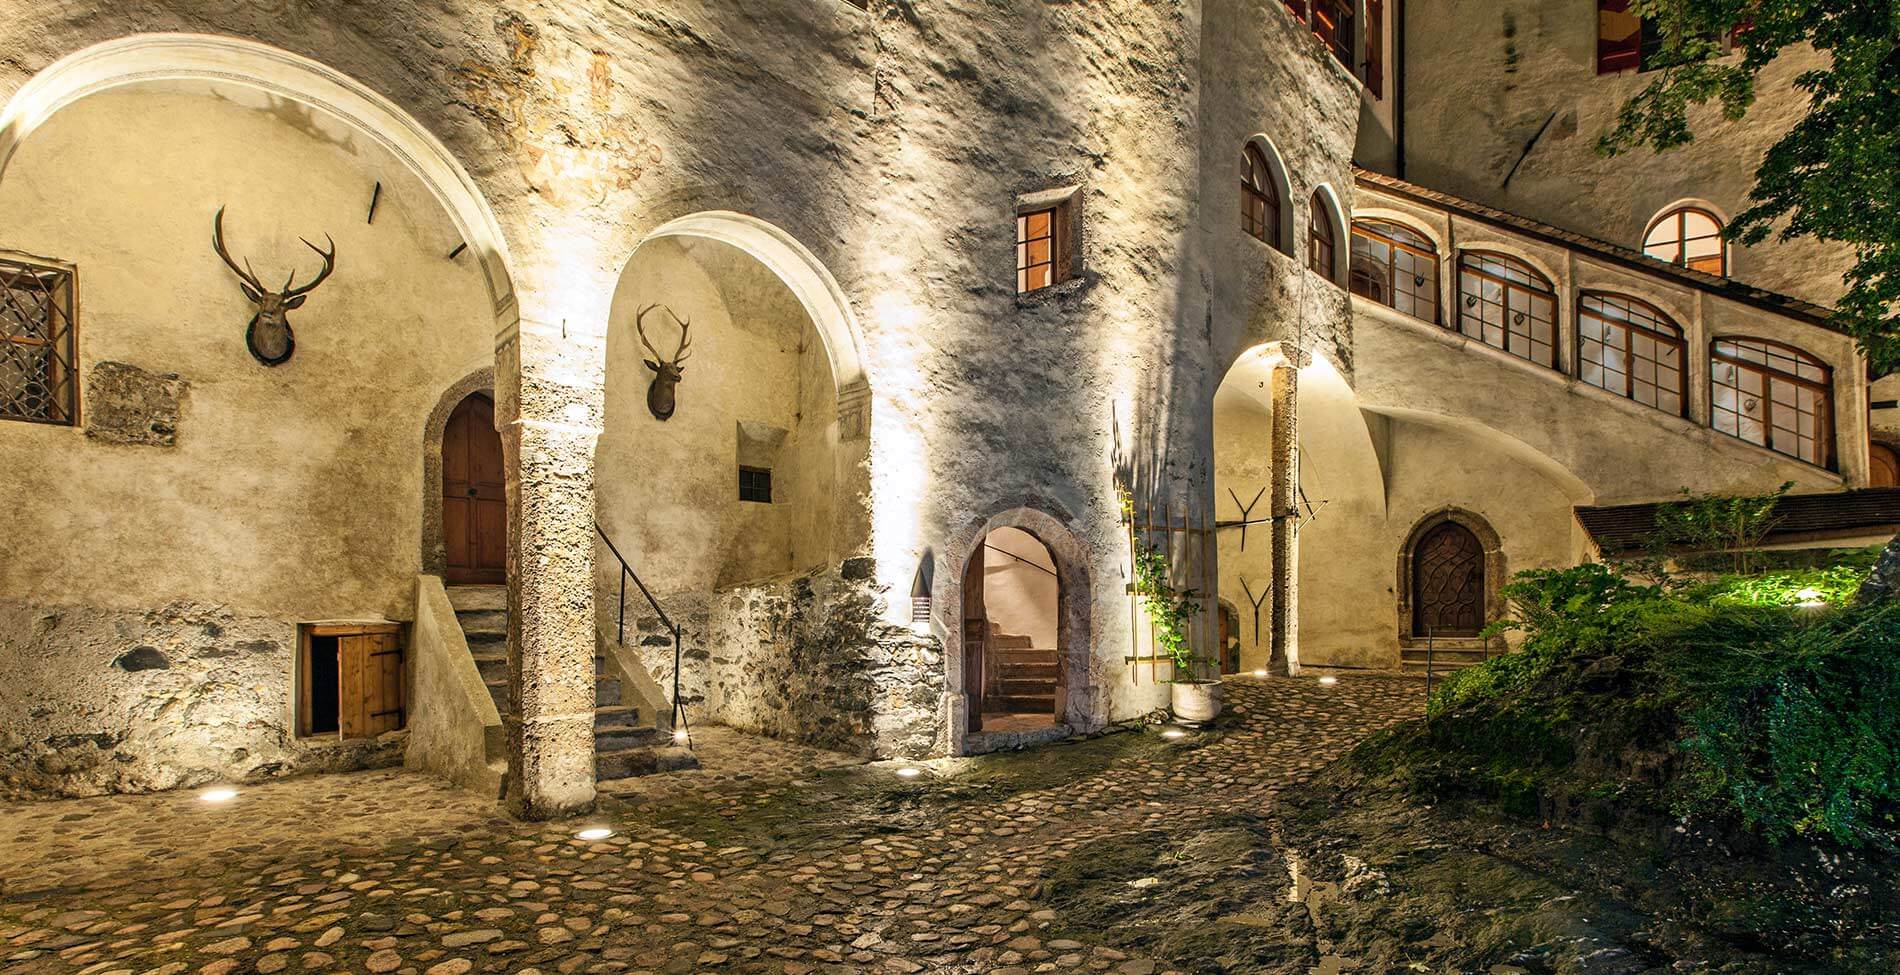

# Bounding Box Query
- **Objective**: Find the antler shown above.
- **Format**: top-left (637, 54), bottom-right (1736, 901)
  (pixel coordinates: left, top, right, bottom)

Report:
top-left (284, 234), bottom-right (337, 298)
top-left (635, 304), bottom-right (667, 362)
top-left (211, 207), bottom-right (264, 293)
top-left (664, 307), bottom-right (692, 364)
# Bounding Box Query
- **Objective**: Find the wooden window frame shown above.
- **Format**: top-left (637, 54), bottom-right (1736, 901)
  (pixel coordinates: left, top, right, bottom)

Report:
top-left (1283, 0), bottom-right (1307, 22)
top-left (0, 254), bottom-right (79, 427)
top-left (1311, 0), bottom-right (1355, 69)
top-left (1456, 251), bottom-right (1560, 371)
top-left (1644, 206), bottom-right (1728, 276)
top-left (1577, 291), bottom-right (1687, 417)
top-left (1016, 195), bottom-right (1076, 294)
top-left (1365, 0), bottom-right (1385, 97)
top-left (1710, 336), bottom-right (1834, 468)
top-left (1241, 143), bottom-right (1283, 251)
top-left (298, 622), bottom-right (406, 740)
top-left (1307, 191), bottom-right (1338, 283)
top-left (1350, 220), bottom-right (1440, 323)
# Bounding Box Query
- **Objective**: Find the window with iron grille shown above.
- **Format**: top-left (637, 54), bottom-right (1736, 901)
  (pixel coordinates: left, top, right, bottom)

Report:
top-left (1350, 220), bottom-right (1439, 323)
top-left (739, 466), bottom-right (773, 503)
top-left (0, 256), bottom-right (77, 426)
top-left (1578, 292), bottom-right (1686, 416)
top-left (1456, 251), bottom-right (1558, 370)
top-left (1711, 337), bottom-right (1832, 467)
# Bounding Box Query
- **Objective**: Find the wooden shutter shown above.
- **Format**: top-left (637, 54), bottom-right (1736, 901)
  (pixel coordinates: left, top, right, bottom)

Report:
top-left (962, 546), bottom-right (988, 733)
top-left (1365, 0), bottom-right (1385, 97)
top-left (1598, 0), bottom-right (1642, 74)
top-left (337, 628), bottom-right (405, 738)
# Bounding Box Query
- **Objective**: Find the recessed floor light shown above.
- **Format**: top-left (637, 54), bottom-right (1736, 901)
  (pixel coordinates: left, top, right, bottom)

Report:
top-left (895, 767), bottom-right (922, 778)
top-left (1252, 669), bottom-right (1268, 677)
top-left (199, 788), bottom-right (238, 803)
top-left (576, 827), bottom-right (613, 841)
top-left (672, 729), bottom-right (690, 743)
top-left (1161, 728), bottom-right (1188, 739)
top-left (1318, 675), bottom-right (1338, 686)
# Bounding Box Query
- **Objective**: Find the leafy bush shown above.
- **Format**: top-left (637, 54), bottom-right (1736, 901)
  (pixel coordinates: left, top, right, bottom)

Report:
top-left (1400, 560), bottom-right (1900, 846)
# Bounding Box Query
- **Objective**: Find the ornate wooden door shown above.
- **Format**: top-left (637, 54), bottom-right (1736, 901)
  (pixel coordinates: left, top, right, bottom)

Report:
top-left (444, 393), bottom-right (506, 584)
top-left (962, 545), bottom-right (988, 733)
top-left (1413, 522), bottom-right (1484, 637)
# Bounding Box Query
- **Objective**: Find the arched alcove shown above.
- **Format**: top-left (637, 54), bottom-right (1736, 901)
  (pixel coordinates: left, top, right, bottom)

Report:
top-left (1396, 507), bottom-right (1505, 641)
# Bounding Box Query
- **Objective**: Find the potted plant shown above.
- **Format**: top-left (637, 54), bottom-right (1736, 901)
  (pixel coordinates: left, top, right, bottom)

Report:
top-left (1133, 545), bottom-right (1222, 723)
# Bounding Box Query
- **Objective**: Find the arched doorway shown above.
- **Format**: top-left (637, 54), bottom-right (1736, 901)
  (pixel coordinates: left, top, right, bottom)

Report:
top-left (1872, 442), bottom-right (1900, 488)
top-left (443, 392), bottom-right (505, 584)
top-left (1411, 521), bottom-right (1483, 636)
top-left (961, 527), bottom-right (1062, 733)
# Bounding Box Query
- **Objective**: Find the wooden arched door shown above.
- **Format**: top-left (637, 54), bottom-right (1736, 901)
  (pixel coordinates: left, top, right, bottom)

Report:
top-left (1872, 443), bottom-right (1900, 488)
top-left (443, 393), bottom-right (506, 584)
top-left (1412, 521), bottom-right (1484, 637)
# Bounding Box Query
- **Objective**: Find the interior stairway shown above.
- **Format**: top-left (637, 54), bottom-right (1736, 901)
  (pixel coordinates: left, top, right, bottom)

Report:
top-left (447, 584), bottom-right (683, 782)
top-left (1399, 637), bottom-right (1496, 674)
top-left (989, 633), bottom-right (1058, 713)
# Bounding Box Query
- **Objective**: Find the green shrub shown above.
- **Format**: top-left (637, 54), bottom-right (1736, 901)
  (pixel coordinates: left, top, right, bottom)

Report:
top-left (1407, 560), bottom-right (1900, 846)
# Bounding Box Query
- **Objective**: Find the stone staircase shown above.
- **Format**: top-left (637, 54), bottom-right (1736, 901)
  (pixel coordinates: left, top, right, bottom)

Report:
top-left (1399, 637), bottom-right (1496, 675)
top-left (447, 585), bottom-right (686, 782)
top-left (989, 634), bottom-right (1058, 713)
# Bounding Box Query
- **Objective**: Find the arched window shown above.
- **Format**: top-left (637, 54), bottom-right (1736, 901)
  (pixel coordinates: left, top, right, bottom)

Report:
top-left (1241, 143), bottom-right (1283, 250)
top-left (1644, 206), bottom-right (1727, 275)
top-left (1577, 292), bottom-right (1686, 416)
top-left (1308, 190), bottom-right (1338, 281)
top-left (1711, 337), bottom-right (1832, 467)
top-left (1872, 442), bottom-right (1900, 488)
top-left (1350, 220), bottom-right (1438, 322)
top-left (1456, 251), bottom-right (1558, 369)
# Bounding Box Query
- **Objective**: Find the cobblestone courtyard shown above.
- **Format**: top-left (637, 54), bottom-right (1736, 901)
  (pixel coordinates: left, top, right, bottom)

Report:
top-left (0, 676), bottom-right (1423, 975)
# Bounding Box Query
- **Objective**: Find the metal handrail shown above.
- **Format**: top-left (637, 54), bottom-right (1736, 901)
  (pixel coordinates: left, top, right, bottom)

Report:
top-left (594, 521), bottom-right (690, 747)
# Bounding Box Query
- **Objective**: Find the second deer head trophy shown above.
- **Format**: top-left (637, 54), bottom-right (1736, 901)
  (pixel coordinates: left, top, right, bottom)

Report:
top-left (635, 303), bottom-right (693, 420)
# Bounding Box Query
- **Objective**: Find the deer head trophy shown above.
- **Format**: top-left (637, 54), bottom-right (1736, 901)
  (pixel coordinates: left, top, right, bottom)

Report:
top-left (211, 207), bottom-right (336, 366)
top-left (635, 303), bottom-right (693, 420)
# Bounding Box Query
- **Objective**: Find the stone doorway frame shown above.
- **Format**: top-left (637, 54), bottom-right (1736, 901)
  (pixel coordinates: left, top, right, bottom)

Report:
top-left (937, 503), bottom-right (1095, 756)
top-left (1396, 506), bottom-right (1505, 643)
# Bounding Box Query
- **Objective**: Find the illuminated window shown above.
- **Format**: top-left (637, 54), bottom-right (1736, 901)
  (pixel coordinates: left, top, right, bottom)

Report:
top-left (0, 256), bottom-right (77, 426)
top-left (1578, 293), bottom-right (1685, 416)
top-left (1350, 220), bottom-right (1438, 323)
top-left (1711, 338), bottom-right (1832, 467)
top-left (1456, 252), bottom-right (1557, 369)
top-left (1308, 191), bottom-right (1337, 282)
top-left (1242, 144), bottom-right (1283, 251)
top-left (1016, 202), bottom-right (1072, 294)
top-left (1644, 206), bottom-right (1727, 275)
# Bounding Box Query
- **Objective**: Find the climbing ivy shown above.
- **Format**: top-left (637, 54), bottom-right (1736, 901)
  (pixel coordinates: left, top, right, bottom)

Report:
top-left (1132, 545), bottom-right (1206, 683)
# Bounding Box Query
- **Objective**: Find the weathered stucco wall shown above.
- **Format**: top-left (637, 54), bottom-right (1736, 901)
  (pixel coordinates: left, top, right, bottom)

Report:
top-left (0, 83), bottom-right (490, 794)
top-left (1398, 0), bottom-right (1854, 307)
top-left (1213, 385), bottom-right (1277, 672)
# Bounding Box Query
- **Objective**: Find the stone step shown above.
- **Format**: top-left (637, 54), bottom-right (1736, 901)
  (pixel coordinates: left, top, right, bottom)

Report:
top-left (993, 647), bottom-right (1056, 661)
top-left (596, 676), bottom-right (621, 707)
top-left (446, 585), bottom-right (507, 613)
top-left (997, 678), bottom-right (1056, 695)
top-left (596, 744), bottom-right (699, 781)
top-left (595, 724), bottom-right (668, 752)
top-left (1399, 647), bottom-right (1494, 665)
top-left (594, 704), bottom-right (640, 728)
top-left (998, 662), bottom-right (1058, 679)
top-left (457, 615), bottom-right (509, 642)
top-left (471, 652), bottom-right (508, 681)
top-left (989, 633), bottom-right (1035, 649)
top-left (988, 694), bottom-right (1055, 713)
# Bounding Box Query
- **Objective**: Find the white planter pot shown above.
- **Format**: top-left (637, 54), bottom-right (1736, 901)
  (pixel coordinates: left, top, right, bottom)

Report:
top-left (1171, 679), bottom-right (1224, 724)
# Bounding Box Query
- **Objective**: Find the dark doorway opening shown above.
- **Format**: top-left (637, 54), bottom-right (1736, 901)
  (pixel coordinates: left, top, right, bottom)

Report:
top-left (963, 527), bottom-right (1064, 733)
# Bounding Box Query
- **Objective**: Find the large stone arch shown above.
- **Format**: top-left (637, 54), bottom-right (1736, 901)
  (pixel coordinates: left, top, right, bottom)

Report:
top-left (935, 502), bottom-right (1096, 756)
top-left (0, 32), bottom-right (518, 321)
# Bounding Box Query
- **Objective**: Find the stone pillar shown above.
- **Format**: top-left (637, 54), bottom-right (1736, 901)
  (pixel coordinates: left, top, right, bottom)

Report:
top-left (1269, 362), bottom-right (1300, 675)
top-left (497, 318), bottom-right (605, 820)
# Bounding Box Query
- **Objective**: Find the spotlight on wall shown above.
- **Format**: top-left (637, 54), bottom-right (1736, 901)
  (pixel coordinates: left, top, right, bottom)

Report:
top-left (1317, 675), bottom-right (1338, 686)
top-left (199, 787), bottom-right (238, 803)
top-left (576, 827), bottom-right (614, 841)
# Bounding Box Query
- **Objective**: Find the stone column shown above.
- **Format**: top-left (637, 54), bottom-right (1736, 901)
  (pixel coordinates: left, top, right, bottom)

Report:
top-left (497, 317), bottom-right (605, 820)
top-left (1269, 362), bottom-right (1300, 674)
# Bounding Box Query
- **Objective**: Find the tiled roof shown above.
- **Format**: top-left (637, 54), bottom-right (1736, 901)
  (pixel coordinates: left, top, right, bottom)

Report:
top-left (1353, 167), bottom-right (1840, 332)
top-left (1576, 489), bottom-right (1900, 554)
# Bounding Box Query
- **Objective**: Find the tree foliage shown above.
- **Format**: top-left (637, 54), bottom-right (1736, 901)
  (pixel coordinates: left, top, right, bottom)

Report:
top-left (1598, 1), bottom-right (1900, 370)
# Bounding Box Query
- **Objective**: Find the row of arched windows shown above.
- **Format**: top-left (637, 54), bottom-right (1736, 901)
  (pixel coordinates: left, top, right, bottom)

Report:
top-left (1241, 140), bottom-right (1346, 285)
top-left (1347, 219), bottom-right (1833, 468)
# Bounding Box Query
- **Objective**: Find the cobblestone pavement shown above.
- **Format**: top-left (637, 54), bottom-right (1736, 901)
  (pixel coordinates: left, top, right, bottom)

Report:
top-left (0, 675), bottom-right (1424, 975)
